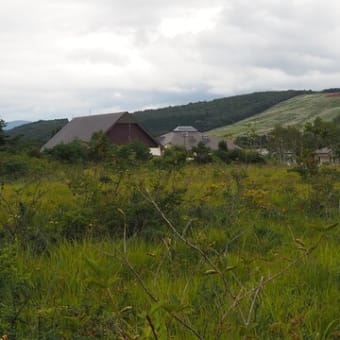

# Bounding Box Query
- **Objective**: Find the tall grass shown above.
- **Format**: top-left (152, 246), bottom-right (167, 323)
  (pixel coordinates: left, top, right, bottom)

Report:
top-left (0, 163), bottom-right (339, 338)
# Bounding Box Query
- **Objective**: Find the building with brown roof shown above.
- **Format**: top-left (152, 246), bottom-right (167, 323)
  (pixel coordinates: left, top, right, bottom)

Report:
top-left (41, 112), bottom-right (160, 154)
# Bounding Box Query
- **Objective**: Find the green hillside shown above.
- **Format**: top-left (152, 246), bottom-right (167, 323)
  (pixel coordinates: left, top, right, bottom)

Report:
top-left (210, 93), bottom-right (340, 137)
top-left (7, 119), bottom-right (68, 145)
top-left (135, 90), bottom-right (310, 136)
top-left (5, 91), bottom-right (309, 144)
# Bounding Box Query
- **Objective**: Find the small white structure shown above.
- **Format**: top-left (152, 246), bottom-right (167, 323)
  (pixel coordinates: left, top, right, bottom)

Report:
top-left (313, 147), bottom-right (336, 165)
top-left (150, 147), bottom-right (162, 157)
top-left (256, 148), bottom-right (269, 156)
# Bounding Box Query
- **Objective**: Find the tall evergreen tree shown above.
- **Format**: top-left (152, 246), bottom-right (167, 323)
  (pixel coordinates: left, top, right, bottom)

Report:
top-left (0, 118), bottom-right (6, 145)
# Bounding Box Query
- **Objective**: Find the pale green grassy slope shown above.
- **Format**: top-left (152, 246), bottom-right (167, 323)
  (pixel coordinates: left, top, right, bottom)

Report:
top-left (210, 93), bottom-right (340, 137)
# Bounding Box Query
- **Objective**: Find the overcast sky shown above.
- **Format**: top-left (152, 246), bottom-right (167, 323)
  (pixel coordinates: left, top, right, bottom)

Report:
top-left (1, 0), bottom-right (340, 122)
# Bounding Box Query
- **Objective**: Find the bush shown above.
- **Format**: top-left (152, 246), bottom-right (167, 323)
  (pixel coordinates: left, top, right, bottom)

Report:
top-left (0, 159), bottom-right (28, 179)
top-left (46, 140), bottom-right (89, 163)
top-left (116, 141), bottom-right (152, 164)
top-left (240, 150), bottom-right (265, 163)
top-left (88, 131), bottom-right (113, 162)
top-left (214, 149), bottom-right (231, 163)
top-left (153, 146), bottom-right (187, 169)
top-left (215, 149), bottom-right (265, 164)
top-left (191, 142), bottom-right (213, 164)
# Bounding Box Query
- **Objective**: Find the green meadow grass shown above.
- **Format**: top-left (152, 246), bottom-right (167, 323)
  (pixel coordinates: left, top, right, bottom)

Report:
top-left (1, 163), bottom-right (340, 338)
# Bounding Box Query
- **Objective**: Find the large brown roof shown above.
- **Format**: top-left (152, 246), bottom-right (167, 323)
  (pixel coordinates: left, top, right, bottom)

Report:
top-left (41, 112), bottom-right (128, 150)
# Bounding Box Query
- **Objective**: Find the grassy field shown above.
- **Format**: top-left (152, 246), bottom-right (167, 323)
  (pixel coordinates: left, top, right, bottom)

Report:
top-left (210, 93), bottom-right (340, 137)
top-left (0, 161), bottom-right (340, 338)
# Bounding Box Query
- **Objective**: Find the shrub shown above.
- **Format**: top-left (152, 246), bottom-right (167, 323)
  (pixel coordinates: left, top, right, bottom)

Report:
top-left (0, 158), bottom-right (29, 179)
top-left (214, 149), bottom-right (231, 163)
top-left (88, 131), bottom-right (113, 162)
top-left (46, 140), bottom-right (89, 163)
top-left (222, 149), bottom-right (265, 164)
top-left (191, 142), bottom-right (213, 164)
top-left (153, 146), bottom-right (187, 169)
top-left (240, 150), bottom-right (265, 163)
top-left (116, 141), bottom-right (152, 163)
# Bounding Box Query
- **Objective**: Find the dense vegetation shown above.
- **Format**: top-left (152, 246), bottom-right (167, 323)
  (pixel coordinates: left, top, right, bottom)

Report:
top-left (234, 116), bottom-right (340, 170)
top-left (0, 125), bottom-right (339, 338)
top-left (211, 92), bottom-right (340, 137)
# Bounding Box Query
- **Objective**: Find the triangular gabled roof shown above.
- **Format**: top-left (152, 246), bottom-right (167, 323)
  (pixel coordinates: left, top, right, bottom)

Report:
top-left (313, 147), bottom-right (333, 154)
top-left (41, 112), bottom-right (129, 150)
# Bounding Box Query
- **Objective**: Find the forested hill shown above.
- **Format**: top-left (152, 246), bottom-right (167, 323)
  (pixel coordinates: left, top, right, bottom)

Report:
top-left (134, 90), bottom-right (312, 136)
top-left (6, 119), bottom-right (68, 145)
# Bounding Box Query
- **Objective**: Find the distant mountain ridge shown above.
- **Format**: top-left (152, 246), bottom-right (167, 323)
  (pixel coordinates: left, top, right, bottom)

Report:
top-left (4, 120), bottom-right (31, 130)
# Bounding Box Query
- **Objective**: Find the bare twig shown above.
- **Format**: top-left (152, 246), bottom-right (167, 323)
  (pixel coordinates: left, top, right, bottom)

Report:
top-left (139, 187), bottom-right (235, 299)
top-left (104, 249), bottom-right (204, 340)
top-left (216, 238), bottom-right (322, 338)
top-left (146, 314), bottom-right (159, 340)
top-left (120, 255), bottom-right (158, 303)
top-left (245, 276), bottom-right (264, 326)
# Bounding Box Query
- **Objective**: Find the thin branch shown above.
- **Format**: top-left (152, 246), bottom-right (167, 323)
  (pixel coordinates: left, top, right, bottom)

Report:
top-left (120, 255), bottom-right (159, 303)
top-left (216, 239), bottom-right (321, 336)
top-left (168, 312), bottom-right (204, 340)
top-left (245, 276), bottom-right (264, 326)
top-left (139, 187), bottom-right (235, 299)
top-left (104, 249), bottom-right (204, 340)
top-left (146, 314), bottom-right (159, 340)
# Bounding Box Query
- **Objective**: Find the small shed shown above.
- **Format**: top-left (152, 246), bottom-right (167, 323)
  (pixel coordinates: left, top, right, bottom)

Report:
top-left (313, 147), bottom-right (336, 165)
top-left (256, 148), bottom-right (269, 156)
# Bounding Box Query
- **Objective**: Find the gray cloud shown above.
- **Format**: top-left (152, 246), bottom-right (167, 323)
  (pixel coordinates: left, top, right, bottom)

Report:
top-left (1, 0), bottom-right (340, 122)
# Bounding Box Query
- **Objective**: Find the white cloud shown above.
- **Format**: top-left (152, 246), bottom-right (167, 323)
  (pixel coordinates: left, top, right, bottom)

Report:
top-left (1, 0), bottom-right (340, 122)
top-left (160, 7), bottom-right (222, 38)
